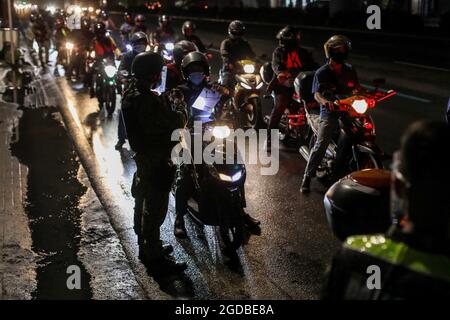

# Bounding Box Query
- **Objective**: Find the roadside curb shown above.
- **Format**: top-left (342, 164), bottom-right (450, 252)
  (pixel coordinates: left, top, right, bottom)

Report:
top-left (50, 77), bottom-right (170, 300)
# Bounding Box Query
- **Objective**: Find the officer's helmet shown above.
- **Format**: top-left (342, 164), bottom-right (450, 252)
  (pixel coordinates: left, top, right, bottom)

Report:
top-left (131, 51), bottom-right (164, 81)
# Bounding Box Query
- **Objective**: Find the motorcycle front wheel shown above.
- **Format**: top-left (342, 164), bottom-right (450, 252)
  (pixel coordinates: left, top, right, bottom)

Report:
top-left (105, 85), bottom-right (116, 117)
top-left (241, 97), bottom-right (264, 129)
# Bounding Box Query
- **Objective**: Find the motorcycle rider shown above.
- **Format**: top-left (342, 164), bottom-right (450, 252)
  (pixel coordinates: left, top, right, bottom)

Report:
top-left (300, 35), bottom-right (362, 193)
top-left (121, 51), bottom-right (188, 276)
top-left (266, 26), bottom-right (318, 150)
top-left (86, 22), bottom-right (121, 98)
top-left (173, 51), bottom-right (261, 238)
top-left (31, 12), bottom-right (51, 67)
top-left (132, 14), bottom-right (147, 34)
top-left (115, 31), bottom-right (149, 150)
top-left (323, 120), bottom-right (450, 299)
top-left (152, 15), bottom-right (176, 45)
top-left (120, 12), bottom-right (134, 45)
top-left (54, 16), bottom-right (70, 70)
top-left (181, 21), bottom-right (206, 53)
top-left (220, 20), bottom-right (256, 90)
top-left (166, 40), bottom-right (199, 90)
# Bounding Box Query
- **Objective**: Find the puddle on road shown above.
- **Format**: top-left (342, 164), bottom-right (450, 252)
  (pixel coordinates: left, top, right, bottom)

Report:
top-left (10, 107), bottom-right (92, 299)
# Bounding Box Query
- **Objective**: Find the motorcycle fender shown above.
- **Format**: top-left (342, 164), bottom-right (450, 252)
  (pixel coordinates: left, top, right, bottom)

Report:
top-left (356, 144), bottom-right (378, 155)
top-left (247, 93), bottom-right (260, 100)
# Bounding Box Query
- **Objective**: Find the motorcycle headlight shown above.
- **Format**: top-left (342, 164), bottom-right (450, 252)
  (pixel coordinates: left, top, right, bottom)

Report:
top-left (88, 7), bottom-right (94, 13)
top-left (352, 99), bottom-right (368, 114)
top-left (240, 82), bottom-right (252, 90)
top-left (165, 42), bottom-right (174, 51)
top-left (256, 82), bottom-right (264, 89)
top-left (66, 42), bottom-right (74, 50)
top-left (243, 64), bottom-right (255, 74)
top-left (126, 44), bottom-right (132, 52)
top-left (104, 65), bottom-right (117, 78)
top-left (212, 125), bottom-right (231, 139)
top-left (90, 51), bottom-right (96, 58)
top-left (219, 171), bottom-right (243, 182)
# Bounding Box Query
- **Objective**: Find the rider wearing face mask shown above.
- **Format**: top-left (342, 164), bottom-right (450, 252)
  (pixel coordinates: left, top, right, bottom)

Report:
top-left (266, 25), bottom-right (319, 150)
top-left (301, 35), bottom-right (362, 193)
top-left (165, 40), bottom-right (199, 90)
top-left (115, 32), bottom-right (149, 150)
top-left (173, 52), bottom-right (260, 238)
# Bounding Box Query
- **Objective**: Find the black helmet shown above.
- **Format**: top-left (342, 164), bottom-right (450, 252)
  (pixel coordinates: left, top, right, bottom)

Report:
top-left (173, 40), bottom-right (199, 67)
top-left (276, 25), bottom-right (300, 47)
top-left (159, 15), bottom-right (171, 24)
top-left (182, 21), bottom-right (196, 35)
top-left (135, 14), bottom-right (146, 24)
top-left (228, 20), bottom-right (245, 38)
top-left (260, 62), bottom-right (274, 84)
top-left (324, 35), bottom-right (352, 61)
top-left (124, 12), bottom-right (132, 22)
top-left (132, 52), bottom-right (164, 80)
top-left (94, 22), bottom-right (106, 36)
top-left (181, 51), bottom-right (210, 79)
top-left (130, 32), bottom-right (148, 46)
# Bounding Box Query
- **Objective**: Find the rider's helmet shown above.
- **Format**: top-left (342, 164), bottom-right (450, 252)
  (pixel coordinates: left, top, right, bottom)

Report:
top-left (94, 22), bottom-right (107, 38)
top-left (130, 32), bottom-right (148, 45)
top-left (134, 14), bottom-right (146, 25)
top-left (324, 35), bottom-right (352, 63)
top-left (181, 51), bottom-right (210, 80)
top-left (132, 51), bottom-right (164, 81)
top-left (173, 40), bottom-right (199, 67)
top-left (276, 25), bottom-right (300, 47)
top-left (100, 10), bottom-right (109, 21)
top-left (124, 12), bottom-right (133, 24)
top-left (182, 21), bottom-right (196, 36)
top-left (130, 32), bottom-right (149, 52)
top-left (159, 15), bottom-right (171, 27)
top-left (228, 20), bottom-right (245, 39)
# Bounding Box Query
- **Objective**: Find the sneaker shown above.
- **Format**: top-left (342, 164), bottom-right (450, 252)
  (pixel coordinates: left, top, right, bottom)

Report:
top-left (300, 176), bottom-right (311, 194)
top-left (115, 140), bottom-right (125, 150)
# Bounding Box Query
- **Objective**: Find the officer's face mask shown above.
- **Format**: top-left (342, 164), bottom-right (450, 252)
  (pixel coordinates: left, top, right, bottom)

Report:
top-left (134, 44), bottom-right (147, 53)
top-left (188, 72), bottom-right (205, 86)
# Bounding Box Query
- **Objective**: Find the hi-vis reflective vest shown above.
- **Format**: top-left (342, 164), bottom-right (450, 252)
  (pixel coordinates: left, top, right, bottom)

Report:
top-left (345, 235), bottom-right (450, 283)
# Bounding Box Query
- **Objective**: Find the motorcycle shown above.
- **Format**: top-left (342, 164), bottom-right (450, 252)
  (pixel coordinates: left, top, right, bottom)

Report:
top-left (173, 89), bottom-right (248, 254)
top-left (91, 54), bottom-right (118, 117)
top-left (222, 59), bottom-right (265, 129)
top-left (63, 40), bottom-right (85, 81)
top-left (299, 78), bottom-right (397, 178)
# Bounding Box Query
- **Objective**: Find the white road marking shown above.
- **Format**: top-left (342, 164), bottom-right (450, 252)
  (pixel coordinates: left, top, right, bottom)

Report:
top-left (394, 61), bottom-right (450, 72)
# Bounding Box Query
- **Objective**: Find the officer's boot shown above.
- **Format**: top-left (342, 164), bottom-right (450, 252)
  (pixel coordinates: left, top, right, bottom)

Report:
top-left (300, 175), bottom-right (311, 194)
top-left (243, 212), bottom-right (261, 235)
top-left (174, 214), bottom-right (187, 239)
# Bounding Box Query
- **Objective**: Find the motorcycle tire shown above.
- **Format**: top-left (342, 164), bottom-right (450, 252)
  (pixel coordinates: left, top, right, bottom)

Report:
top-left (105, 85), bottom-right (116, 117)
top-left (241, 97), bottom-right (264, 129)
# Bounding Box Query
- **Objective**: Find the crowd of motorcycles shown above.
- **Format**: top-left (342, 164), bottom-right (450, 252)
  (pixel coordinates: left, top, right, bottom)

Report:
top-left (23, 6), bottom-right (402, 254)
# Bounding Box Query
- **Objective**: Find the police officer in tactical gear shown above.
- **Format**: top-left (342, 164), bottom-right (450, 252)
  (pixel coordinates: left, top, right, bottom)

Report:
top-left (115, 32), bottom-right (149, 150)
top-left (220, 20), bottom-right (256, 90)
top-left (301, 35), bottom-right (361, 193)
top-left (324, 121), bottom-right (450, 299)
top-left (122, 52), bottom-right (188, 276)
top-left (173, 52), bottom-right (261, 238)
top-left (266, 25), bottom-right (318, 150)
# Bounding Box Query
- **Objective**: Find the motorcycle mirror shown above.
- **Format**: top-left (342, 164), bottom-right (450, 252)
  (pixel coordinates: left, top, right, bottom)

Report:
top-left (372, 78), bottom-right (386, 88)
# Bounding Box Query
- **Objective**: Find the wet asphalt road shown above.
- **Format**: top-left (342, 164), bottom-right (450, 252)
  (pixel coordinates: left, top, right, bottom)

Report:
top-left (55, 20), bottom-right (449, 299)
